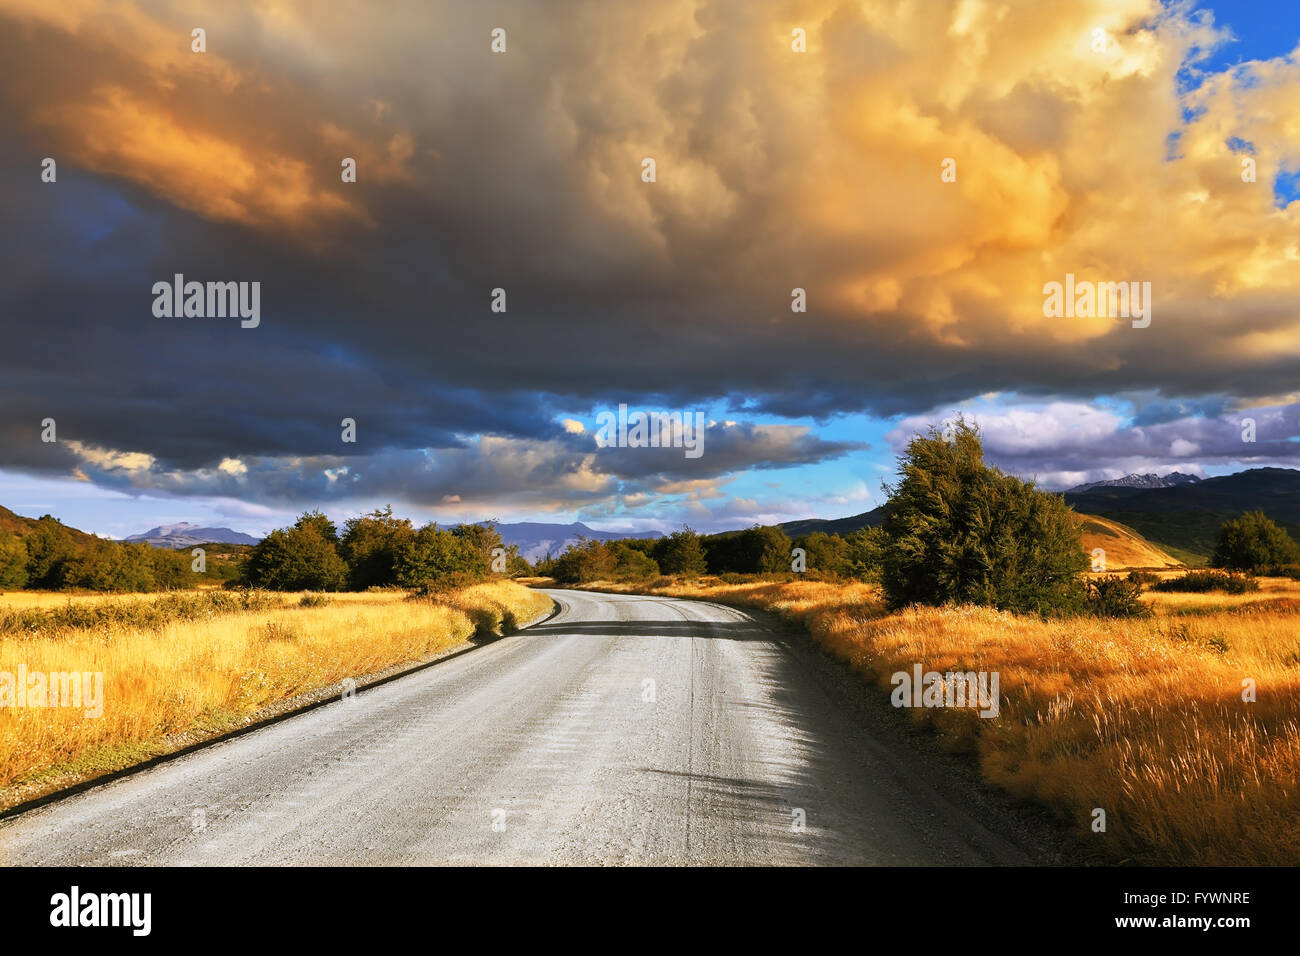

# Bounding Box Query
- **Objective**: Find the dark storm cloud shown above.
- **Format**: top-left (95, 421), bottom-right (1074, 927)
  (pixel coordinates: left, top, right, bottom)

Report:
top-left (0, 0), bottom-right (1297, 508)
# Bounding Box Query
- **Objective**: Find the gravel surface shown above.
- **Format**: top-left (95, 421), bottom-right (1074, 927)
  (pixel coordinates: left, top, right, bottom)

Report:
top-left (0, 589), bottom-right (1074, 865)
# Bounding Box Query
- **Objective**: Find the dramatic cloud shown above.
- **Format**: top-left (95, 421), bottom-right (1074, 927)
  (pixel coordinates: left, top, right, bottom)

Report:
top-left (0, 0), bottom-right (1297, 522)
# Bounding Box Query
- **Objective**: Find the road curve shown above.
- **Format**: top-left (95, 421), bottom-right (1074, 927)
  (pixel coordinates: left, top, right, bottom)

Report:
top-left (0, 589), bottom-right (1046, 866)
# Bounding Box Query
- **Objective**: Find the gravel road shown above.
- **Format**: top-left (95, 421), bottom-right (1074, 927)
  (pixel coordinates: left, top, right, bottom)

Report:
top-left (0, 589), bottom-right (1063, 865)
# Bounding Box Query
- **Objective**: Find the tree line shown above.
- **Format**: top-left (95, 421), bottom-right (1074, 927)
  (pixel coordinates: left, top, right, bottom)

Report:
top-left (3, 420), bottom-right (1296, 600)
top-left (238, 507), bottom-right (528, 591)
top-left (0, 517), bottom-right (216, 592)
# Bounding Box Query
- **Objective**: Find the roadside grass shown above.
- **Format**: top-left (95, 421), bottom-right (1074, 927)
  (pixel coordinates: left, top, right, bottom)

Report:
top-left (576, 575), bottom-right (1300, 865)
top-left (0, 581), bottom-right (551, 799)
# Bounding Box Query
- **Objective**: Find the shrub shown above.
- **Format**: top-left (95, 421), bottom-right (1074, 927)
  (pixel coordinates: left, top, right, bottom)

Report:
top-left (1262, 564), bottom-right (1300, 580)
top-left (609, 541), bottom-right (659, 580)
top-left (241, 518), bottom-right (348, 591)
top-left (877, 418), bottom-right (1088, 615)
top-left (395, 523), bottom-right (486, 587)
top-left (1085, 576), bottom-right (1151, 618)
top-left (704, 525), bottom-right (792, 574)
top-left (59, 540), bottom-right (158, 592)
top-left (793, 532), bottom-right (850, 577)
top-left (1211, 511), bottom-right (1300, 572)
top-left (0, 531), bottom-right (28, 589)
top-left (1152, 570), bottom-right (1260, 594)
top-left (254, 621), bottom-right (300, 644)
top-left (339, 506), bottom-right (415, 590)
top-left (451, 522), bottom-right (505, 569)
top-left (1127, 570), bottom-right (1161, 587)
top-left (550, 539), bottom-right (616, 584)
top-left (656, 527), bottom-right (707, 576)
top-left (842, 527), bottom-right (884, 580)
top-left (0, 589), bottom-right (286, 638)
top-left (299, 592), bottom-right (332, 607)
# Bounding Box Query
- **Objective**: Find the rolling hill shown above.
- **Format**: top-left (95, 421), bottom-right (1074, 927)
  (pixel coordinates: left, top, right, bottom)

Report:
top-left (1077, 515), bottom-right (1183, 570)
top-left (0, 505), bottom-right (98, 546)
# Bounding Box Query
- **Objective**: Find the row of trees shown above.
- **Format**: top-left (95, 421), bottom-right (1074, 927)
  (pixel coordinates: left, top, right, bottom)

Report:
top-left (239, 507), bottom-right (529, 591)
top-left (0, 517), bottom-right (204, 592)
top-left (535, 524), bottom-right (885, 584)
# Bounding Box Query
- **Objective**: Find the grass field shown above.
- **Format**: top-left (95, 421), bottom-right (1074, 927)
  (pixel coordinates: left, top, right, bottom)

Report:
top-left (575, 574), bottom-right (1300, 865)
top-left (0, 581), bottom-right (552, 806)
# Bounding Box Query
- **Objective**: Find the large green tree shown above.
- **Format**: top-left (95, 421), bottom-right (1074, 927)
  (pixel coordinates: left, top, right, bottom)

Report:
top-left (878, 419), bottom-right (1088, 614)
top-left (1211, 510), bottom-right (1300, 571)
top-left (24, 515), bottom-right (76, 588)
top-left (550, 539), bottom-right (617, 584)
top-left (656, 527), bottom-right (707, 576)
top-left (242, 518), bottom-right (347, 591)
top-left (396, 524), bottom-right (485, 586)
top-left (339, 506), bottom-right (414, 589)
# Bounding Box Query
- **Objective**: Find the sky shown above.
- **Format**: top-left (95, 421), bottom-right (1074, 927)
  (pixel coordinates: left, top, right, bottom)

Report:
top-left (0, 0), bottom-right (1298, 539)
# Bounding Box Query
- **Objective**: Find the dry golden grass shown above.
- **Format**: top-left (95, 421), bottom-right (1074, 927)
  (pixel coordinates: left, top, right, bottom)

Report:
top-left (0, 582), bottom-right (551, 795)
top-left (586, 575), bottom-right (1300, 865)
top-left (1077, 514), bottom-right (1183, 570)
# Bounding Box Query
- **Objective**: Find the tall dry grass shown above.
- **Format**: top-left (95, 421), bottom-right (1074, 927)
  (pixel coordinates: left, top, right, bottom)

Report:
top-left (0, 581), bottom-right (551, 796)
top-left (586, 576), bottom-right (1300, 865)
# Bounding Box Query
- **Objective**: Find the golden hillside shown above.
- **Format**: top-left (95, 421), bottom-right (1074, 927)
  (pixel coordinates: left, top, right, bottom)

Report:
top-left (1078, 513), bottom-right (1183, 570)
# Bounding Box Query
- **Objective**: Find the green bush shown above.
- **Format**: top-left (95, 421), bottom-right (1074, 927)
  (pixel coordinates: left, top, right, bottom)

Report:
top-left (1152, 570), bottom-right (1260, 594)
top-left (339, 506), bottom-right (415, 590)
top-left (0, 531), bottom-right (29, 589)
top-left (1211, 510), bottom-right (1300, 572)
top-left (790, 531), bottom-right (849, 576)
top-left (550, 539), bottom-right (616, 584)
top-left (656, 527), bottom-right (707, 576)
top-left (241, 516), bottom-right (348, 591)
top-left (704, 525), bottom-right (792, 574)
top-left (1085, 576), bottom-right (1151, 618)
top-left (407, 569), bottom-right (485, 597)
top-left (842, 527), bottom-right (884, 580)
top-left (1126, 570), bottom-right (1160, 587)
top-left (395, 523), bottom-right (486, 587)
top-left (59, 540), bottom-right (159, 592)
top-left (609, 541), bottom-right (659, 580)
top-left (877, 418), bottom-right (1089, 615)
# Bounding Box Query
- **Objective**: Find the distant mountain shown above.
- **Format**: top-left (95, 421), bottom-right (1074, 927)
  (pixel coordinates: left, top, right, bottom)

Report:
top-left (125, 522), bottom-right (259, 549)
top-left (1067, 472), bottom-right (1202, 493)
top-left (492, 521), bottom-right (661, 564)
top-left (1065, 467), bottom-right (1300, 560)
